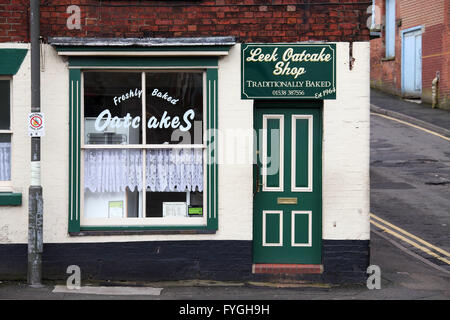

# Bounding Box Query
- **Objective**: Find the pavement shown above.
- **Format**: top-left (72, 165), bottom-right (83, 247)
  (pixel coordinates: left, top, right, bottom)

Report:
top-left (0, 229), bottom-right (448, 300)
top-left (370, 89), bottom-right (450, 137)
top-left (0, 89), bottom-right (449, 301)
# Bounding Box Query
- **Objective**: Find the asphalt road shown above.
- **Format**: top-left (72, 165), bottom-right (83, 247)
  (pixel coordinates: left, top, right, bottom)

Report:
top-left (370, 112), bottom-right (450, 272)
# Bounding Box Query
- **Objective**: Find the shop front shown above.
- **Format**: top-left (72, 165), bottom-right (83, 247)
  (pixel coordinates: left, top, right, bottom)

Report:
top-left (0, 37), bottom-right (370, 283)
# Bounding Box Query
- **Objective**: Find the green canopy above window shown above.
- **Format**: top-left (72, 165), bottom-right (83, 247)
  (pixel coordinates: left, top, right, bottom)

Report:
top-left (0, 49), bottom-right (28, 75)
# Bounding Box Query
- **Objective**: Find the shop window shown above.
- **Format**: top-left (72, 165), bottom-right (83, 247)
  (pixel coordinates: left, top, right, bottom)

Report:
top-left (80, 71), bottom-right (210, 227)
top-left (0, 78), bottom-right (12, 189)
top-left (62, 52), bottom-right (221, 234)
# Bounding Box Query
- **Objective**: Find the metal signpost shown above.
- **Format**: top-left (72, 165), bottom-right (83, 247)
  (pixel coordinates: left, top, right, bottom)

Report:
top-left (28, 0), bottom-right (43, 287)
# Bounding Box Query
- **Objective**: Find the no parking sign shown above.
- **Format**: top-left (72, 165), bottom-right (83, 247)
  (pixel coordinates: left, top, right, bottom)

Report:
top-left (28, 113), bottom-right (45, 137)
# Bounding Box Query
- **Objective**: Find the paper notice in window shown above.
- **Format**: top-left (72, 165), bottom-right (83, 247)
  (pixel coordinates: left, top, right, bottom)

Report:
top-left (109, 201), bottom-right (124, 218)
top-left (163, 202), bottom-right (187, 218)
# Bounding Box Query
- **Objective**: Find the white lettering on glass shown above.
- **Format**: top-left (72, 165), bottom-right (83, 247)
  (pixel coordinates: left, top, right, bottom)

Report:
top-left (180, 109), bottom-right (195, 132)
top-left (95, 110), bottom-right (143, 132)
top-left (113, 88), bottom-right (143, 106)
top-left (94, 109), bottom-right (111, 132)
top-left (94, 89), bottom-right (195, 134)
top-left (146, 109), bottom-right (195, 132)
top-left (95, 109), bottom-right (195, 132)
top-left (152, 88), bottom-right (179, 105)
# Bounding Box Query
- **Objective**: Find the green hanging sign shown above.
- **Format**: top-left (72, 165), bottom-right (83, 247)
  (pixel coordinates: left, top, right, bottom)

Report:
top-left (241, 44), bottom-right (336, 100)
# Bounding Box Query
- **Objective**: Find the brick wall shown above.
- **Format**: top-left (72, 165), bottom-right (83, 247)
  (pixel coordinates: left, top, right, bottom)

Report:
top-left (422, 24), bottom-right (445, 104)
top-left (399, 0), bottom-right (445, 29)
top-left (370, 0), bottom-right (450, 109)
top-left (445, 22), bottom-right (450, 108)
top-left (0, 0), bottom-right (28, 42)
top-left (0, 0), bottom-right (371, 43)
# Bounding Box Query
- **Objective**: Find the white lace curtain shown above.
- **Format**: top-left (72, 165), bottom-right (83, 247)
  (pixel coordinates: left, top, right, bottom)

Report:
top-left (146, 148), bottom-right (203, 192)
top-left (0, 142), bottom-right (11, 181)
top-left (84, 148), bottom-right (203, 193)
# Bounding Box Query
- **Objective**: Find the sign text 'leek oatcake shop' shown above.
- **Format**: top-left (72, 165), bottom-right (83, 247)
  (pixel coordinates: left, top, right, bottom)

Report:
top-left (0, 1), bottom-right (370, 284)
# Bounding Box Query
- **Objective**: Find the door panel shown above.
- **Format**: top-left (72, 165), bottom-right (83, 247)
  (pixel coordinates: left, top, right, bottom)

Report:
top-left (253, 102), bottom-right (322, 264)
top-left (291, 211), bottom-right (312, 247)
top-left (403, 29), bottom-right (422, 98)
top-left (263, 211), bottom-right (283, 246)
top-left (415, 34), bottom-right (422, 92)
top-left (263, 115), bottom-right (283, 191)
top-left (292, 115), bottom-right (312, 192)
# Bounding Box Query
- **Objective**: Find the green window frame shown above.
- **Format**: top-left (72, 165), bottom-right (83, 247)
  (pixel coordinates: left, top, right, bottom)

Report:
top-left (66, 57), bottom-right (218, 234)
top-left (0, 49), bottom-right (27, 206)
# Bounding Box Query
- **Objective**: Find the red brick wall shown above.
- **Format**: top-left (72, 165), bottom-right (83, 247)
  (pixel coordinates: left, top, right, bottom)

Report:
top-left (370, 0), bottom-right (402, 96)
top-left (441, 3), bottom-right (450, 108)
top-left (370, 0), bottom-right (450, 109)
top-left (422, 23), bottom-right (445, 104)
top-left (0, 0), bottom-right (28, 42)
top-left (0, 0), bottom-right (371, 43)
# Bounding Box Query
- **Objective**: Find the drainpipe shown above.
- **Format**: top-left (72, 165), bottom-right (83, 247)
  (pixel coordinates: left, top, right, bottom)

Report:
top-left (432, 71), bottom-right (440, 109)
top-left (28, 0), bottom-right (43, 287)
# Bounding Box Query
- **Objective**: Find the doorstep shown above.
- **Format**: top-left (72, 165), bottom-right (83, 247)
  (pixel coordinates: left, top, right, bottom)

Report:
top-left (252, 264), bottom-right (323, 275)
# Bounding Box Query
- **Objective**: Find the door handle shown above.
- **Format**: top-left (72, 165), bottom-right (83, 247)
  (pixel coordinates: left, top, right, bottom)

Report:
top-left (254, 162), bottom-right (262, 196)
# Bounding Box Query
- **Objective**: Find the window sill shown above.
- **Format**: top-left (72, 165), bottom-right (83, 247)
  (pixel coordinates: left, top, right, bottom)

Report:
top-left (0, 193), bottom-right (22, 206)
top-left (381, 57), bottom-right (395, 62)
top-left (71, 227), bottom-right (216, 236)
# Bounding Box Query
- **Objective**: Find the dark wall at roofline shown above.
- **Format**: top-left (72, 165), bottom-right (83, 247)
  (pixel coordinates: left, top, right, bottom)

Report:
top-left (1, 0), bottom-right (371, 43)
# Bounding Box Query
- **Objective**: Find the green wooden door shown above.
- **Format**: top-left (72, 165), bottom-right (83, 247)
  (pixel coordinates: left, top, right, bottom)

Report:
top-left (253, 101), bottom-right (322, 264)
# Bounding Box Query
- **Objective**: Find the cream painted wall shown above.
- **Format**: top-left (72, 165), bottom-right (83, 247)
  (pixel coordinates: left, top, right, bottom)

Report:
top-left (0, 43), bottom-right (30, 244)
top-left (323, 42), bottom-right (371, 240)
top-left (0, 42), bottom-right (370, 244)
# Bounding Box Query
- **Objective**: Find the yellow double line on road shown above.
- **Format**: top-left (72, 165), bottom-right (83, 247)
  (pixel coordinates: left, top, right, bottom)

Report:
top-left (371, 112), bottom-right (450, 141)
top-left (370, 213), bottom-right (450, 265)
top-left (370, 111), bottom-right (450, 267)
